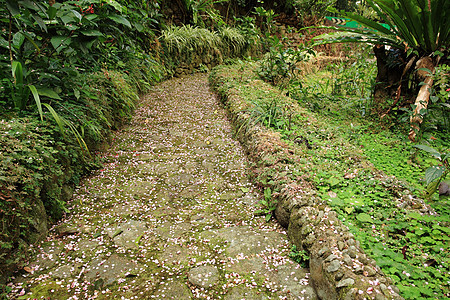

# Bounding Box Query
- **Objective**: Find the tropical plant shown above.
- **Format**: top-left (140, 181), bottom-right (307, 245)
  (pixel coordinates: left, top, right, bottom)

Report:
top-left (253, 6), bottom-right (276, 33)
top-left (413, 144), bottom-right (449, 198)
top-left (313, 0), bottom-right (450, 141)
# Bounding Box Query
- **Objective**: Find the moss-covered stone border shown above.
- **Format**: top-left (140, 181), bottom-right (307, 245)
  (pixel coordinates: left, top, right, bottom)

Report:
top-left (208, 63), bottom-right (404, 300)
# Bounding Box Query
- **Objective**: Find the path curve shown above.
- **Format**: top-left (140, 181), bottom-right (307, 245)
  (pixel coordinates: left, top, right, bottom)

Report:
top-left (9, 74), bottom-right (317, 299)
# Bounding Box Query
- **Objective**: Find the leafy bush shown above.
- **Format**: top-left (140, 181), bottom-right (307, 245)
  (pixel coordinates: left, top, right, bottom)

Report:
top-left (233, 15), bottom-right (261, 53)
top-left (0, 0), bottom-right (165, 288)
top-left (257, 36), bottom-right (315, 89)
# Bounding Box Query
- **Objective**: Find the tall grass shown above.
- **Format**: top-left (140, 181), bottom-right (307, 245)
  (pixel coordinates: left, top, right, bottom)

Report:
top-left (160, 25), bottom-right (250, 58)
top-left (218, 26), bottom-right (247, 56)
top-left (160, 25), bottom-right (220, 55)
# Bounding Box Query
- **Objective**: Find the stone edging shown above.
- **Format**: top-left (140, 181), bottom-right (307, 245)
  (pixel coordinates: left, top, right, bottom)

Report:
top-left (209, 73), bottom-right (404, 300)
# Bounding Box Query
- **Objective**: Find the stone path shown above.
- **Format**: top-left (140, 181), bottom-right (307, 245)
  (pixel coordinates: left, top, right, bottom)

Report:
top-left (9, 74), bottom-right (317, 299)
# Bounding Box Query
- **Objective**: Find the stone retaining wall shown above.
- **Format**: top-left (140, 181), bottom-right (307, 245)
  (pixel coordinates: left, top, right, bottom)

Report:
top-left (209, 68), bottom-right (404, 300)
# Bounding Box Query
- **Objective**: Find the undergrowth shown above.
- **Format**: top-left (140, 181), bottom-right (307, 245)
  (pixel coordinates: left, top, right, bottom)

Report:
top-left (209, 61), bottom-right (450, 299)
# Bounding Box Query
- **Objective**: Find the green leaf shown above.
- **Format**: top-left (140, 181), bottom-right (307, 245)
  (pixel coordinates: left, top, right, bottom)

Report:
top-left (0, 35), bottom-right (8, 49)
top-left (112, 228), bottom-right (123, 238)
top-left (356, 213), bottom-right (373, 223)
top-left (425, 166), bottom-right (445, 185)
top-left (329, 196), bottom-right (345, 207)
top-left (81, 30), bottom-right (103, 37)
top-left (413, 144), bottom-right (441, 159)
top-left (70, 9), bottom-right (82, 22)
top-left (133, 22), bottom-right (144, 32)
top-left (407, 212), bottom-right (422, 220)
top-left (37, 87), bottom-right (62, 100)
top-left (265, 213), bottom-right (272, 222)
top-left (104, 0), bottom-right (124, 13)
top-left (344, 206), bottom-right (354, 214)
top-left (47, 6), bottom-right (57, 19)
top-left (135, 234), bottom-right (143, 246)
top-left (12, 32), bottom-right (25, 50)
top-left (74, 88), bottom-right (80, 99)
top-left (259, 200), bottom-right (268, 207)
top-left (6, 0), bottom-right (20, 16)
top-left (327, 176), bottom-right (342, 187)
top-left (108, 15), bottom-right (131, 28)
top-left (42, 103), bottom-right (65, 136)
top-left (28, 85), bottom-right (43, 121)
top-left (264, 187), bottom-right (272, 201)
top-left (60, 14), bottom-right (75, 25)
top-left (65, 120), bottom-right (90, 156)
top-left (32, 13), bottom-right (47, 32)
top-left (11, 61), bottom-right (23, 85)
top-left (51, 36), bottom-right (71, 53)
top-left (21, 31), bottom-right (40, 52)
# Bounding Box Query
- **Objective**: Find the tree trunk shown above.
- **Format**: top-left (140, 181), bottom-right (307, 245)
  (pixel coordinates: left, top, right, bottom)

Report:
top-left (408, 56), bottom-right (436, 142)
top-left (372, 45), bottom-right (404, 113)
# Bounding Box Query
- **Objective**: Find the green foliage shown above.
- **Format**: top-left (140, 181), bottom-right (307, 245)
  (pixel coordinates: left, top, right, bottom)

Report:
top-left (324, 171), bottom-right (450, 299)
top-left (159, 24), bottom-right (253, 76)
top-left (254, 187), bottom-right (277, 222)
top-left (0, 118), bottom-right (87, 275)
top-left (218, 27), bottom-right (247, 57)
top-left (160, 24), bottom-right (252, 59)
top-left (413, 145), bottom-right (449, 197)
top-left (232, 16), bottom-right (261, 52)
top-left (290, 45), bottom-right (376, 118)
top-left (253, 6), bottom-right (276, 33)
top-left (257, 36), bottom-right (315, 89)
top-left (0, 0), bottom-right (165, 289)
top-left (424, 63), bottom-right (450, 131)
top-left (181, 0), bottom-right (227, 27)
top-left (210, 61), bottom-right (450, 299)
top-left (160, 25), bottom-right (220, 55)
top-left (314, 0), bottom-right (450, 55)
top-left (287, 0), bottom-right (337, 25)
top-left (239, 97), bottom-right (290, 134)
top-left (289, 245), bottom-right (310, 267)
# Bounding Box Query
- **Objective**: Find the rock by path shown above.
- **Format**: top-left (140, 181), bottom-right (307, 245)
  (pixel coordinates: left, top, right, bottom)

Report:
top-left (8, 74), bottom-right (317, 299)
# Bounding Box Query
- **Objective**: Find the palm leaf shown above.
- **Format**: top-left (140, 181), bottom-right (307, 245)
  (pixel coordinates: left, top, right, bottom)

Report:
top-left (343, 11), bottom-right (393, 36)
top-left (312, 28), bottom-right (402, 49)
top-left (317, 0), bottom-right (449, 55)
top-left (375, 0), bottom-right (420, 50)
